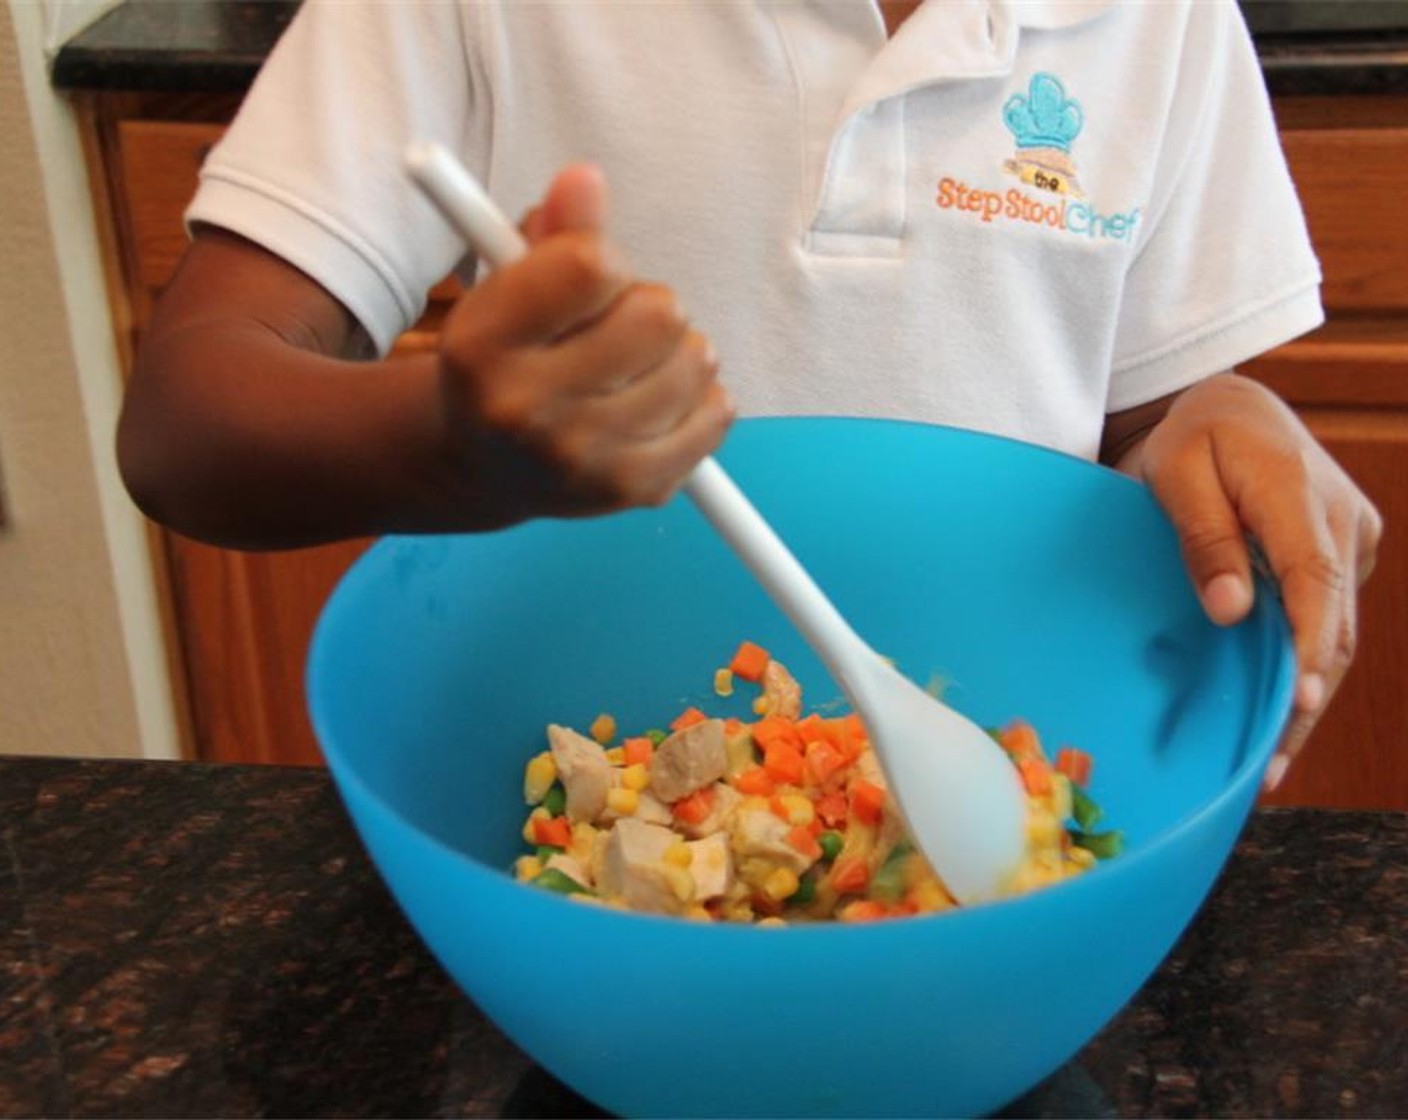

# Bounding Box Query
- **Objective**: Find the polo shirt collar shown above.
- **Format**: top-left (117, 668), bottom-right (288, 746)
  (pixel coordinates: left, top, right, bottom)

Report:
top-left (837, 0), bottom-right (1116, 123)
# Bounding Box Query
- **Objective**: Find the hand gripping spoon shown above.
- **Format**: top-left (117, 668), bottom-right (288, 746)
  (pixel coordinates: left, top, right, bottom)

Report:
top-left (405, 141), bottom-right (1028, 904)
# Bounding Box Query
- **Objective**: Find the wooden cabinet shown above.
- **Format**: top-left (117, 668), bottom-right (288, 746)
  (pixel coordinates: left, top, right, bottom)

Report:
top-left (1245, 97), bottom-right (1408, 810)
top-left (78, 90), bottom-right (1408, 805)
top-left (78, 92), bottom-right (447, 767)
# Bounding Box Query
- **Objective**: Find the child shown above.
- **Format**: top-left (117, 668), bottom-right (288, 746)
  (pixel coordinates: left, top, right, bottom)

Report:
top-left (116, 0), bottom-right (1379, 789)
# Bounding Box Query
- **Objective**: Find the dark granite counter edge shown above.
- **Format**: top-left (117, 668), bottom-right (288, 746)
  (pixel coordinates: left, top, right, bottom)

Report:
top-left (48, 1), bottom-right (1408, 97)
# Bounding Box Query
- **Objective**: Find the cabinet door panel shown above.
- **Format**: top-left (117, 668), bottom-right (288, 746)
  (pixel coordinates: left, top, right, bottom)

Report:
top-left (1281, 128), bottom-right (1408, 314)
top-left (116, 120), bottom-right (226, 290)
top-left (163, 536), bottom-right (372, 766)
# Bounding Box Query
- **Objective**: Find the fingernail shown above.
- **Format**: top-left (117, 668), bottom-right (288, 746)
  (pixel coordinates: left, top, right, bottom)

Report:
top-left (1296, 672), bottom-right (1326, 713)
top-left (1264, 753), bottom-right (1289, 792)
top-left (1203, 572), bottom-right (1252, 622)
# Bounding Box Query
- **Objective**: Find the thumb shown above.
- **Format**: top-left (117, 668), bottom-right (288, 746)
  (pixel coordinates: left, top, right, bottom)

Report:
top-left (534, 163), bottom-right (608, 239)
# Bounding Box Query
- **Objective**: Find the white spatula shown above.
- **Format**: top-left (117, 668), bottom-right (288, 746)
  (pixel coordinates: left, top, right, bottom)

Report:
top-left (405, 141), bottom-right (1028, 904)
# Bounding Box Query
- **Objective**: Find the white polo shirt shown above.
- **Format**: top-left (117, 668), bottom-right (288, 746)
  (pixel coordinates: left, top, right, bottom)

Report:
top-left (188, 0), bottom-right (1323, 461)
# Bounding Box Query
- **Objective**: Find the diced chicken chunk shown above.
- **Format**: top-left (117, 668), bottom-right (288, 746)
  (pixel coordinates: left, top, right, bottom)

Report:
top-left (760, 660), bottom-right (802, 720)
top-left (675, 782), bottom-right (741, 840)
top-left (598, 819), bottom-right (681, 914)
top-left (649, 719), bottom-right (728, 803)
top-left (686, 833), bottom-right (735, 901)
top-left (731, 806), bottom-right (814, 874)
top-left (632, 790), bottom-right (674, 827)
top-left (547, 724), bottom-right (613, 823)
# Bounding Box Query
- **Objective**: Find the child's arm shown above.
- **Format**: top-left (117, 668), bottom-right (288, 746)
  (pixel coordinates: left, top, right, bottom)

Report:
top-left (1101, 372), bottom-right (1381, 787)
top-left (117, 166), bottom-right (733, 550)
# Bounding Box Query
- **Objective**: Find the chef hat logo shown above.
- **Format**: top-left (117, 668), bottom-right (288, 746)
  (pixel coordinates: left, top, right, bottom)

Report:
top-left (1003, 73), bottom-right (1084, 152)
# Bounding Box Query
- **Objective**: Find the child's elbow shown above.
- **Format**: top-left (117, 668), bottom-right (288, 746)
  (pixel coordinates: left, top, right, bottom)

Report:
top-left (115, 386), bottom-right (173, 527)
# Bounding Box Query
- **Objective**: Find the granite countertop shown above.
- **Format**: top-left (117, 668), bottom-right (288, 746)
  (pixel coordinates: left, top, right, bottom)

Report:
top-left (1, 755), bottom-right (1405, 1118)
top-left (48, 0), bottom-right (1408, 97)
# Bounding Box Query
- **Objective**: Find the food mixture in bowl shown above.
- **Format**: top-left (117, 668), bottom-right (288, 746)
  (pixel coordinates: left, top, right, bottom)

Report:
top-left (514, 641), bottom-right (1122, 923)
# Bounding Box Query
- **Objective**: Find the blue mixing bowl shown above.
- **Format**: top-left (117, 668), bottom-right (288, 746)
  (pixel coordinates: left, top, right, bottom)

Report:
top-left (307, 417), bottom-right (1293, 1117)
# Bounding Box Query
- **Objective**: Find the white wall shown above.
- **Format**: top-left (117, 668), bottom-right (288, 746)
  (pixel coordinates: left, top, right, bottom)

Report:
top-left (40, 0), bottom-right (119, 54)
top-left (0, 0), bottom-right (179, 760)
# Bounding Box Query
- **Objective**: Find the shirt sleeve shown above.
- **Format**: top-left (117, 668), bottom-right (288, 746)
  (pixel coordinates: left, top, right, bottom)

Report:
top-left (1105, 0), bottom-right (1323, 413)
top-left (185, 0), bottom-right (489, 356)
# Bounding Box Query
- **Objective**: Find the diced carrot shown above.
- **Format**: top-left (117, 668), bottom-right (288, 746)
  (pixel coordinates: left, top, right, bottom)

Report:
top-left (622, 737), bottom-right (654, 767)
top-left (752, 716), bottom-right (803, 752)
top-left (1055, 746), bottom-right (1093, 788)
top-left (839, 899), bottom-right (891, 923)
top-left (804, 739), bottom-right (849, 786)
top-left (841, 712), bottom-right (868, 749)
top-left (531, 815), bottom-right (572, 849)
top-left (815, 791), bottom-right (849, 828)
top-left (830, 855), bottom-right (871, 895)
top-left (763, 741), bottom-right (805, 786)
top-left (732, 766), bottom-right (776, 796)
top-left (849, 779), bottom-right (887, 825)
top-left (795, 713), bottom-right (826, 741)
top-left (670, 706), bottom-right (708, 731)
top-left (1000, 720), bottom-right (1044, 760)
top-left (1018, 755), bottom-right (1053, 797)
top-left (729, 640), bottom-right (771, 683)
top-left (786, 825), bottom-right (823, 862)
top-left (672, 785), bottom-right (717, 826)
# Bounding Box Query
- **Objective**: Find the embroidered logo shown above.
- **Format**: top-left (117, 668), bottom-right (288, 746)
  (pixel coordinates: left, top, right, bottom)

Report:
top-left (1002, 72), bottom-right (1084, 197)
top-left (935, 72), bottom-right (1140, 243)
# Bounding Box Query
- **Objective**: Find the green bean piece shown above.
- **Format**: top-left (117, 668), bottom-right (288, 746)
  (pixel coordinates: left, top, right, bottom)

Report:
top-left (532, 867), bottom-right (591, 895)
top-left (542, 783), bottom-right (567, 817)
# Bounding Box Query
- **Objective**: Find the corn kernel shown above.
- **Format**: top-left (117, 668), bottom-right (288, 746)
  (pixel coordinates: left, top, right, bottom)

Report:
top-left (1026, 809), bottom-right (1062, 848)
top-left (604, 746), bottom-right (626, 765)
top-left (752, 696), bottom-right (771, 716)
top-left (571, 820), bottom-right (597, 846)
top-left (664, 865), bottom-right (695, 902)
top-left (606, 787), bottom-right (639, 816)
top-left (714, 668), bottom-right (735, 697)
top-left (522, 753), bottom-right (558, 804)
top-left (757, 916), bottom-right (789, 928)
top-left (1067, 845), bottom-right (1097, 870)
top-left (514, 855), bottom-right (543, 882)
top-left (722, 901), bottom-right (756, 923)
top-left (621, 763), bottom-right (650, 791)
top-left (663, 839), bottom-right (693, 868)
top-left (521, 807), bottom-right (550, 845)
top-left (776, 793), bottom-right (815, 827)
top-left (761, 866), bottom-right (800, 902)
top-left (1050, 773), bottom-right (1074, 821)
top-left (590, 713), bottom-right (617, 744)
top-left (739, 857), bottom-right (779, 888)
top-left (907, 878), bottom-right (954, 913)
top-left (683, 903), bottom-right (714, 922)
